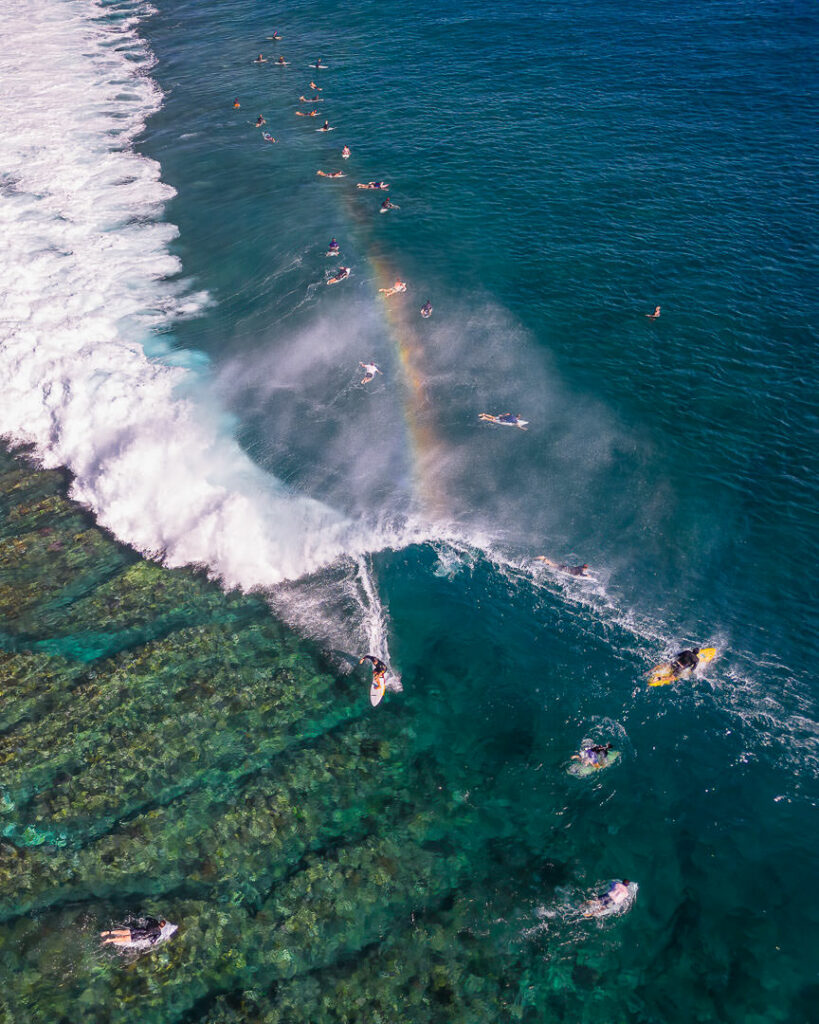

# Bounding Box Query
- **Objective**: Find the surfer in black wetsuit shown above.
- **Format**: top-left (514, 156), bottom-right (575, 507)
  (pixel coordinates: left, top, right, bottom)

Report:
top-left (360, 654), bottom-right (387, 686)
top-left (101, 917), bottom-right (174, 947)
top-left (670, 648), bottom-right (700, 674)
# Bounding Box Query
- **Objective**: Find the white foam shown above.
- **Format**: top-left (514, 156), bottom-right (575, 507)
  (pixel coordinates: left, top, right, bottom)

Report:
top-left (0, 0), bottom-right (403, 591)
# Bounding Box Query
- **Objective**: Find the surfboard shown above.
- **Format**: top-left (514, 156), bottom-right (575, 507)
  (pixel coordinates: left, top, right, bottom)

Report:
top-left (568, 749), bottom-right (621, 777)
top-left (379, 205), bottom-right (399, 213)
top-left (420, 309), bottom-right (432, 318)
top-left (317, 127), bottom-right (335, 132)
top-left (649, 647), bottom-right (717, 687)
top-left (309, 64), bottom-right (329, 69)
top-left (370, 677), bottom-right (386, 707)
top-left (325, 251), bottom-right (341, 257)
top-left (266, 36), bottom-right (283, 41)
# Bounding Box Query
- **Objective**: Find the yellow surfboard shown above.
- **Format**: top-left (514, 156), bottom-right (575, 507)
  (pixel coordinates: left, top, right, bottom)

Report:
top-left (648, 647), bottom-right (717, 687)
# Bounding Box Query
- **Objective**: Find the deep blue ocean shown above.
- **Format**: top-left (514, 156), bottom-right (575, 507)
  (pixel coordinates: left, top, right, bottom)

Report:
top-left (0, 0), bottom-right (817, 1020)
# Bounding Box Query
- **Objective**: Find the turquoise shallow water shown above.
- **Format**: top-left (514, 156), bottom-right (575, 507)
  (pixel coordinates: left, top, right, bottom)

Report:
top-left (1, 0), bottom-right (818, 1021)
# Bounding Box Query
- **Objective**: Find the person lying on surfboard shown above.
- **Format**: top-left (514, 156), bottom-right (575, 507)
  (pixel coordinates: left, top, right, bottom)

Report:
top-left (649, 646), bottom-right (716, 686)
top-left (296, 109), bottom-right (319, 117)
top-left (276, 56), bottom-right (288, 65)
top-left (357, 181), bottom-right (389, 190)
top-left (299, 95), bottom-right (323, 103)
top-left (573, 743), bottom-right (613, 768)
top-left (479, 412), bottom-right (528, 430)
top-left (380, 197), bottom-right (399, 212)
top-left (359, 362), bottom-right (381, 384)
top-left (309, 81), bottom-right (322, 91)
top-left (420, 301), bottom-right (433, 318)
top-left (645, 305), bottom-right (661, 319)
top-left (379, 279), bottom-right (406, 296)
top-left (101, 917), bottom-right (177, 950)
top-left (262, 133), bottom-right (277, 143)
top-left (582, 881), bottom-right (632, 918)
top-left (327, 267), bottom-right (350, 284)
top-left (317, 170), bottom-right (345, 177)
top-left (535, 557), bottom-right (590, 577)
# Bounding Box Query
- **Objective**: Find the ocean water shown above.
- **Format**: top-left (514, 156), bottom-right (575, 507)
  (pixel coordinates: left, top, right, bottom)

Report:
top-left (0, 0), bottom-right (817, 1020)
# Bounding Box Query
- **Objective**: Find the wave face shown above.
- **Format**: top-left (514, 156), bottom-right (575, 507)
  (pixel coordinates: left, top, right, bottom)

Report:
top-left (0, 0), bottom-right (400, 591)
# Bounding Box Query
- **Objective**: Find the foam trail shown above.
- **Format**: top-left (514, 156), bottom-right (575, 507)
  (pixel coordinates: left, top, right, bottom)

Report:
top-left (0, 0), bottom-right (402, 592)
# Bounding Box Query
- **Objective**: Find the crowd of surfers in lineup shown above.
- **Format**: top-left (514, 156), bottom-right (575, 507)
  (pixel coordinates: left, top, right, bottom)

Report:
top-left (96, 27), bottom-right (707, 951)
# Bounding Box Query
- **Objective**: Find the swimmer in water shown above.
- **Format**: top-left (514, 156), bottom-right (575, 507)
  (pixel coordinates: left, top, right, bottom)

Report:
top-left (583, 881), bottom-right (632, 917)
top-left (534, 557), bottom-right (590, 577)
top-left (255, 115), bottom-right (266, 127)
top-left (342, 145), bottom-right (351, 158)
top-left (299, 95), bottom-right (323, 103)
top-left (669, 648), bottom-right (701, 674)
top-left (646, 305), bottom-right (661, 319)
top-left (253, 54), bottom-right (267, 63)
top-left (359, 362), bottom-right (381, 384)
top-left (420, 301), bottom-right (433, 318)
top-left (573, 742), bottom-right (613, 768)
top-left (360, 654), bottom-right (387, 685)
top-left (101, 917), bottom-right (177, 949)
top-left (316, 170), bottom-right (344, 177)
top-left (379, 279), bottom-right (407, 296)
top-left (233, 98), bottom-right (241, 109)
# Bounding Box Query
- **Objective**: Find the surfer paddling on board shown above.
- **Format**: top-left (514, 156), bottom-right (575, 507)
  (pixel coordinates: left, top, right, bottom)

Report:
top-left (648, 646), bottom-right (717, 687)
top-left (327, 267), bottom-right (350, 285)
top-left (262, 133), bottom-right (277, 143)
top-left (359, 362), bottom-right (381, 384)
top-left (357, 181), bottom-right (389, 190)
top-left (101, 917), bottom-right (177, 950)
top-left (326, 238), bottom-right (340, 255)
top-left (582, 881), bottom-right (632, 918)
top-left (420, 301), bottom-right (433, 318)
top-left (646, 305), bottom-right (661, 319)
top-left (573, 743), bottom-right (613, 769)
top-left (379, 279), bottom-right (407, 297)
top-left (296, 109), bottom-right (319, 117)
top-left (479, 412), bottom-right (528, 430)
top-left (255, 115), bottom-right (266, 127)
top-left (309, 81), bottom-right (322, 91)
top-left (342, 145), bottom-right (351, 158)
top-left (535, 557), bottom-right (590, 577)
top-left (317, 170), bottom-right (345, 177)
top-left (380, 197), bottom-right (399, 213)
top-left (299, 95), bottom-right (323, 103)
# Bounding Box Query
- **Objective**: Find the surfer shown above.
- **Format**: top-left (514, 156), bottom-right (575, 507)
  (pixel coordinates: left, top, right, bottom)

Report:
top-left (299, 95), bottom-right (323, 103)
top-left (309, 81), bottom-right (321, 91)
top-left (262, 133), bottom-right (277, 143)
top-left (359, 362), bottom-right (381, 384)
top-left (342, 145), bottom-right (351, 158)
top-left (276, 56), bottom-right (287, 65)
top-left (327, 267), bottom-right (350, 284)
top-left (535, 557), bottom-right (590, 577)
top-left (253, 54), bottom-right (266, 63)
top-left (101, 917), bottom-right (177, 949)
top-left (254, 115), bottom-right (266, 127)
top-left (327, 238), bottom-right (340, 255)
top-left (573, 743), bottom-right (613, 768)
top-left (583, 881), bottom-right (632, 917)
top-left (296, 109), bottom-right (319, 117)
top-left (319, 120), bottom-right (332, 131)
top-left (233, 98), bottom-right (241, 109)
top-left (670, 648), bottom-right (701, 673)
top-left (360, 654), bottom-right (387, 685)
top-left (646, 305), bottom-right (661, 319)
top-left (420, 301), bottom-right (433, 318)
top-left (357, 181), bottom-right (389, 190)
top-left (380, 197), bottom-right (399, 212)
top-left (379, 279), bottom-right (407, 296)
top-left (317, 170), bottom-right (344, 177)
